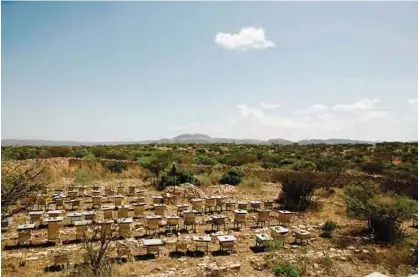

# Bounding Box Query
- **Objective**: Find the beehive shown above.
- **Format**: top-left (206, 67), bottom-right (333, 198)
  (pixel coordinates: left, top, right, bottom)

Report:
top-left (68, 191), bottom-right (78, 200)
top-left (29, 211), bottom-right (44, 224)
top-left (152, 196), bottom-right (164, 205)
top-left (116, 186), bottom-right (125, 195)
top-left (55, 198), bottom-right (64, 209)
top-left (191, 199), bottom-right (204, 211)
top-left (237, 202), bottom-right (248, 210)
top-left (92, 196), bottom-right (102, 208)
top-left (146, 217), bottom-right (161, 233)
top-left (166, 216), bottom-right (180, 226)
top-left (234, 212), bottom-right (247, 224)
top-left (133, 203), bottom-right (146, 217)
top-left (205, 198), bottom-right (216, 209)
top-left (18, 231), bottom-right (32, 244)
top-left (128, 186), bottom-right (136, 195)
top-left (117, 206), bottom-right (129, 219)
top-left (184, 212), bottom-right (196, 225)
top-left (102, 207), bottom-right (114, 220)
top-left (48, 222), bottom-right (61, 241)
top-left (114, 196), bottom-right (125, 206)
top-left (225, 201), bottom-right (236, 211)
top-left (118, 218), bottom-right (133, 237)
top-left (278, 210), bottom-right (293, 225)
top-left (154, 205), bottom-right (166, 216)
top-left (104, 186), bottom-right (113, 196)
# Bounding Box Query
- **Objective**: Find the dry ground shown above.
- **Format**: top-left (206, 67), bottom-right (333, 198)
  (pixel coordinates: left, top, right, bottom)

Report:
top-left (1, 163), bottom-right (417, 277)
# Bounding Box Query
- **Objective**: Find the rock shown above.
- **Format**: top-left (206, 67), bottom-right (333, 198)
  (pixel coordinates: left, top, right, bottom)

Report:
top-left (362, 249), bottom-right (370, 254)
top-left (313, 263), bottom-right (319, 269)
top-left (354, 249), bottom-right (361, 254)
top-left (340, 256), bottom-right (348, 261)
top-left (330, 248), bottom-right (336, 252)
top-left (348, 246), bottom-right (356, 250)
top-left (299, 225), bottom-right (306, 229)
top-left (292, 245), bottom-right (299, 249)
top-left (229, 263), bottom-right (241, 271)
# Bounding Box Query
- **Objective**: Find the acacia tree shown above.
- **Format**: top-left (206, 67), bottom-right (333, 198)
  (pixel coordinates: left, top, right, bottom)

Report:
top-left (1, 161), bottom-right (49, 218)
top-left (138, 151), bottom-right (173, 184)
top-left (70, 218), bottom-right (120, 277)
top-left (345, 179), bottom-right (418, 243)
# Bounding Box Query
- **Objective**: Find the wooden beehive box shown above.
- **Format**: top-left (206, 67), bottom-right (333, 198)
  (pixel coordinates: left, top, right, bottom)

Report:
top-left (258, 210), bottom-right (270, 221)
top-left (92, 196), bottom-right (102, 206)
top-left (117, 206), bottom-right (129, 218)
top-left (205, 198), bottom-right (216, 208)
top-left (68, 191), bottom-right (78, 200)
top-left (184, 213), bottom-right (196, 224)
top-left (103, 209), bottom-right (114, 220)
top-left (133, 203), bottom-right (146, 217)
top-left (114, 196), bottom-right (125, 206)
top-left (192, 200), bottom-right (204, 210)
top-left (235, 213), bottom-right (246, 223)
top-left (146, 219), bottom-right (160, 231)
top-left (154, 205), bottom-right (166, 216)
top-left (48, 222), bottom-right (61, 241)
top-left (119, 222), bottom-right (132, 237)
top-left (167, 217), bottom-right (180, 226)
top-left (18, 230), bottom-right (32, 244)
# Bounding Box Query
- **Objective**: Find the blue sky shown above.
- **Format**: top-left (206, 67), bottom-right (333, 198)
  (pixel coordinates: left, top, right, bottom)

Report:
top-left (2, 2), bottom-right (418, 142)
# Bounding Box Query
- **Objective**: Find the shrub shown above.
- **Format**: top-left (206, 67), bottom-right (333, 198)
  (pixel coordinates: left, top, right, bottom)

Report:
top-left (321, 220), bottom-right (337, 238)
top-left (361, 162), bottom-right (385, 175)
top-left (278, 172), bottom-right (319, 211)
top-left (75, 168), bottom-right (93, 187)
top-left (158, 163), bottom-right (197, 190)
top-left (345, 180), bottom-right (418, 243)
top-left (219, 167), bottom-right (244, 185)
top-left (272, 262), bottom-right (300, 277)
top-left (106, 162), bottom-right (128, 173)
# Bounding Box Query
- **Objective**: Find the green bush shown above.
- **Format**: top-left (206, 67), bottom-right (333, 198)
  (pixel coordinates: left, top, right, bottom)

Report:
top-left (321, 220), bottom-right (337, 238)
top-left (361, 162), bottom-right (385, 175)
top-left (106, 162), bottom-right (128, 173)
top-left (219, 167), bottom-right (244, 185)
top-left (75, 168), bottom-right (93, 187)
top-left (278, 172), bottom-right (319, 211)
top-left (272, 262), bottom-right (300, 277)
top-left (345, 180), bottom-right (418, 243)
top-left (158, 163), bottom-right (197, 191)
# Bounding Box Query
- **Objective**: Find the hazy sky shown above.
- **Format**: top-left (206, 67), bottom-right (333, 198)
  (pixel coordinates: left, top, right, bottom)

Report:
top-left (2, 2), bottom-right (418, 142)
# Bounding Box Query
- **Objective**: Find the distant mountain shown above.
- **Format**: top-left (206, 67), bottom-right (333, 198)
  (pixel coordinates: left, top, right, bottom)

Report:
top-left (267, 138), bottom-right (294, 145)
top-left (297, 139), bottom-right (374, 145)
top-left (1, 134), bottom-right (387, 147)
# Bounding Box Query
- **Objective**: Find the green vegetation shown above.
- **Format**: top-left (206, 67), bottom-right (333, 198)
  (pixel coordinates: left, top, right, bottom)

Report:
top-left (219, 167), bottom-right (245, 185)
top-left (272, 262), bottom-right (300, 277)
top-left (321, 220), bottom-right (338, 238)
top-left (345, 180), bottom-right (418, 243)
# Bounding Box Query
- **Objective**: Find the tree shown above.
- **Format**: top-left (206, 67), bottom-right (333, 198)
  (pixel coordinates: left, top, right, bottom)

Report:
top-left (219, 167), bottom-right (245, 185)
top-left (138, 151), bottom-right (173, 184)
top-left (69, 218), bottom-right (120, 277)
top-left (277, 172), bottom-right (319, 211)
top-left (1, 161), bottom-right (49, 218)
top-left (345, 180), bottom-right (418, 243)
top-left (75, 168), bottom-right (93, 187)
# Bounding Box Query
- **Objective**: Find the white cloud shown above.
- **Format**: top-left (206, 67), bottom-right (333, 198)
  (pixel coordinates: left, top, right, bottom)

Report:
top-left (215, 27), bottom-right (275, 50)
top-left (408, 98), bottom-right (418, 104)
top-left (172, 98), bottom-right (418, 141)
top-left (409, 98), bottom-right (418, 111)
top-left (294, 104), bottom-right (328, 115)
top-left (260, 102), bottom-right (280, 110)
top-left (332, 98), bottom-right (382, 111)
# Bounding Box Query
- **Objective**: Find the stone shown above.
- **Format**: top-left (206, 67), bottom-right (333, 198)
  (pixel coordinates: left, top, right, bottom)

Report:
top-left (340, 256), bottom-right (348, 261)
top-left (229, 263), bottom-right (241, 270)
top-left (348, 246), bottom-right (356, 250)
top-left (362, 249), bottom-right (370, 254)
top-left (313, 263), bottom-right (319, 269)
top-left (299, 225), bottom-right (306, 229)
top-left (330, 248), bottom-right (336, 252)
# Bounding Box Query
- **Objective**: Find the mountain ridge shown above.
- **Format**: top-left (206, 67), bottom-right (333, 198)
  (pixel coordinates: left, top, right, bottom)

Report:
top-left (0, 133), bottom-right (392, 146)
